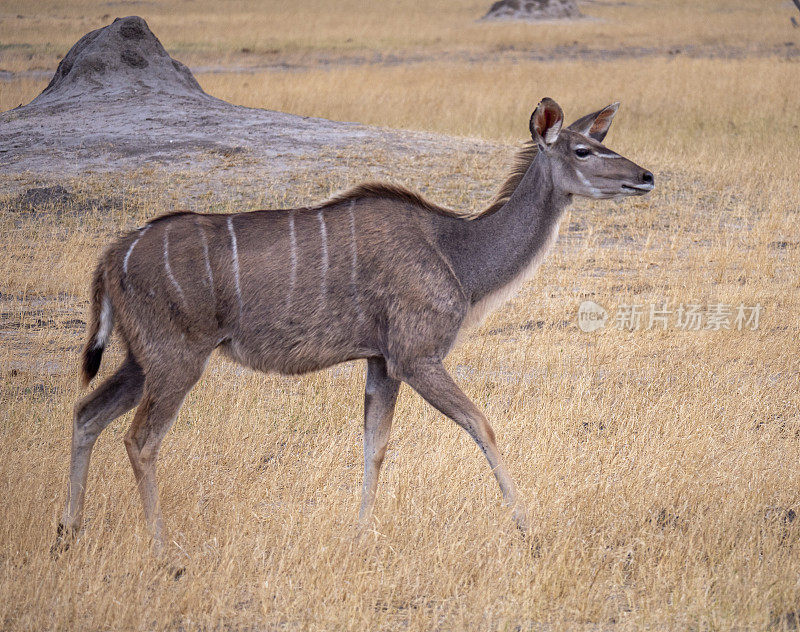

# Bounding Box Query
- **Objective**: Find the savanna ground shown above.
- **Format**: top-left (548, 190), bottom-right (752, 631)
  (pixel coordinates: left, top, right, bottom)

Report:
top-left (2, 1), bottom-right (800, 629)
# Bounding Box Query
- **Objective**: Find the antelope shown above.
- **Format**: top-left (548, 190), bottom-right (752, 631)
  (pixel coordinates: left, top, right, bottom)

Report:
top-left (56, 98), bottom-right (653, 549)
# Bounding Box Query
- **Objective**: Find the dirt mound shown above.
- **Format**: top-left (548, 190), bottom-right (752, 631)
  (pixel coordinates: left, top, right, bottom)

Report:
top-left (31, 16), bottom-right (206, 106)
top-left (482, 0), bottom-right (581, 21)
top-left (0, 16), bottom-right (494, 199)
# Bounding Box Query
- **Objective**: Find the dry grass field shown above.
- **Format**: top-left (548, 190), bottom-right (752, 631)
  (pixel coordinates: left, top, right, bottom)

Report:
top-left (2, 1), bottom-right (800, 630)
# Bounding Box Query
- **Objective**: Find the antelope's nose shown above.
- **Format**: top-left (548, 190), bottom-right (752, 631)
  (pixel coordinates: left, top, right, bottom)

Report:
top-left (641, 170), bottom-right (654, 185)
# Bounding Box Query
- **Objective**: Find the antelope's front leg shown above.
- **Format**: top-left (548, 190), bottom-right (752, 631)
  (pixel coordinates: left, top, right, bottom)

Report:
top-left (400, 358), bottom-right (530, 534)
top-left (359, 357), bottom-right (401, 526)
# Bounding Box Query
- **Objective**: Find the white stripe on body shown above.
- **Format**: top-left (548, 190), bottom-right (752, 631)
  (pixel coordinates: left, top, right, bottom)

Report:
top-left (227, 216), bottom-right (243, 315)
top-left (287, 211), bottom-right (297, 310)
top-left (163, 225), bottom-right (187, 307)
top-left (317, 210), bottom-right (328, 303)
top-left (122, 224), bottom-right (151, 279)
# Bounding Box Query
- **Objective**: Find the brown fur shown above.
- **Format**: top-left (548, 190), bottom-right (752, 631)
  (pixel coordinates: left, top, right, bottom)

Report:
top-left (56, 98), bottom-right (654, 549)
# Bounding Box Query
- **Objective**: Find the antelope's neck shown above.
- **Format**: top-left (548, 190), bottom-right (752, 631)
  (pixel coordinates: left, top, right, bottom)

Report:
top-left (438, 153), bottom-right (570, 305)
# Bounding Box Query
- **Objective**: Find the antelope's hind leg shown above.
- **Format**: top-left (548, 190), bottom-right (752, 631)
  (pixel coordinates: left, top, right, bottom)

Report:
top-left (57, 354), bottom-right (145, 549)
top-left (123, 353), bottom-right (209, 550)
top-left (400, 358), bottom-right (530, 533)
top-left (359, 357), bottom-right (401, 527)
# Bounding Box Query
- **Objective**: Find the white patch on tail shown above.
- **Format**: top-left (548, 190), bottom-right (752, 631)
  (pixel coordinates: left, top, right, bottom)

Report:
top-left (123, 224), bottom-right (151, 278)
top-left (348, 202), bottom-right (365, 323)
top-left (227, 216), bottom-right (243, 315)
top-left (287, 211), bottom-right (297, 309)
top-left (163, 226), bottom-right (187, 307)
top-left (95, 295), bottom-right (113, 349)
top-left (318, 210), bottom-right (328, 302)
top-left (461, 217), bottom-right (563, 332)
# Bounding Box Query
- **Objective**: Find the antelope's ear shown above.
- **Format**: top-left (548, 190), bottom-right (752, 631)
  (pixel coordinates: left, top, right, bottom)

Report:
top-left (529, 98), bottom-right (564, 148)
top-left (567, 102), bottom-right (619, 142)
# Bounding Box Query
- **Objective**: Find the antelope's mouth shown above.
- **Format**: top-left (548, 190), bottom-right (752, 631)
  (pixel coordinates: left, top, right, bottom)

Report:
top-left (621, 183), bottom-right (654, 195)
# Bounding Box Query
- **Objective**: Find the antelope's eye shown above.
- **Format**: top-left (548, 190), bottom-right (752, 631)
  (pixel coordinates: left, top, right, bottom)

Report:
top-left (575, 147), bottom-right (591, 158)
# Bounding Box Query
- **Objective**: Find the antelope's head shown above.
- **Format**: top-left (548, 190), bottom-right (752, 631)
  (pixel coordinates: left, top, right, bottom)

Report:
top-left (530, 98), bottom-right (654, 199)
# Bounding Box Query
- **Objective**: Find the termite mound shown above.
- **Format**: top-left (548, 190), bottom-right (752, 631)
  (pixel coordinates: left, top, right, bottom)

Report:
top-left (32, 16), bottom-right (208, 106)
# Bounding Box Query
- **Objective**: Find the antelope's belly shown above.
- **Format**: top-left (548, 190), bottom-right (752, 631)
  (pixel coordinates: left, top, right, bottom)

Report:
top-left (220, 312), bottom-right (377, 376)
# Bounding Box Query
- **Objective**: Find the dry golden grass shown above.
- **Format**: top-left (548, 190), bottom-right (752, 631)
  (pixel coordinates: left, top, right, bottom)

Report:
top-left (0, 0), bottom-right (796, 74)
top-left (3, 1), bottom-right (800, 630)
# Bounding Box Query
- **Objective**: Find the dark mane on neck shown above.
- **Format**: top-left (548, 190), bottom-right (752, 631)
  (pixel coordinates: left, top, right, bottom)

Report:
top-left (314, 182), bottom-right (468, 218)
top-left (314, 141), bottom-right (539, 220)
top-left (480, 141), bottom-right (539, 218)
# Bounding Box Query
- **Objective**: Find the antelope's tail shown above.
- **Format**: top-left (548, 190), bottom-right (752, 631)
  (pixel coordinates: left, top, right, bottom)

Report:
top-left (80, 264), bottom-right (112, 385)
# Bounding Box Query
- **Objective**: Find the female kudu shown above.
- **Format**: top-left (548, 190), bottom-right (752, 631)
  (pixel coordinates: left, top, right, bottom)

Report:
top-left (58, 98), bottom-right (654, 548)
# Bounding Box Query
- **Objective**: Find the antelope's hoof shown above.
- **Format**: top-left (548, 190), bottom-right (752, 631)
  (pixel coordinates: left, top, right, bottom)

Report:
top-left (170, 565), bottom-right (186, 580)
top-left (511, 510), bottom-right (542, 555)
top-left (512, 507), bottom-right (531, 532)
top-left (522, 531), bottom-right (543, 557)
top-left (51, 523), bottom-right (77, 558)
